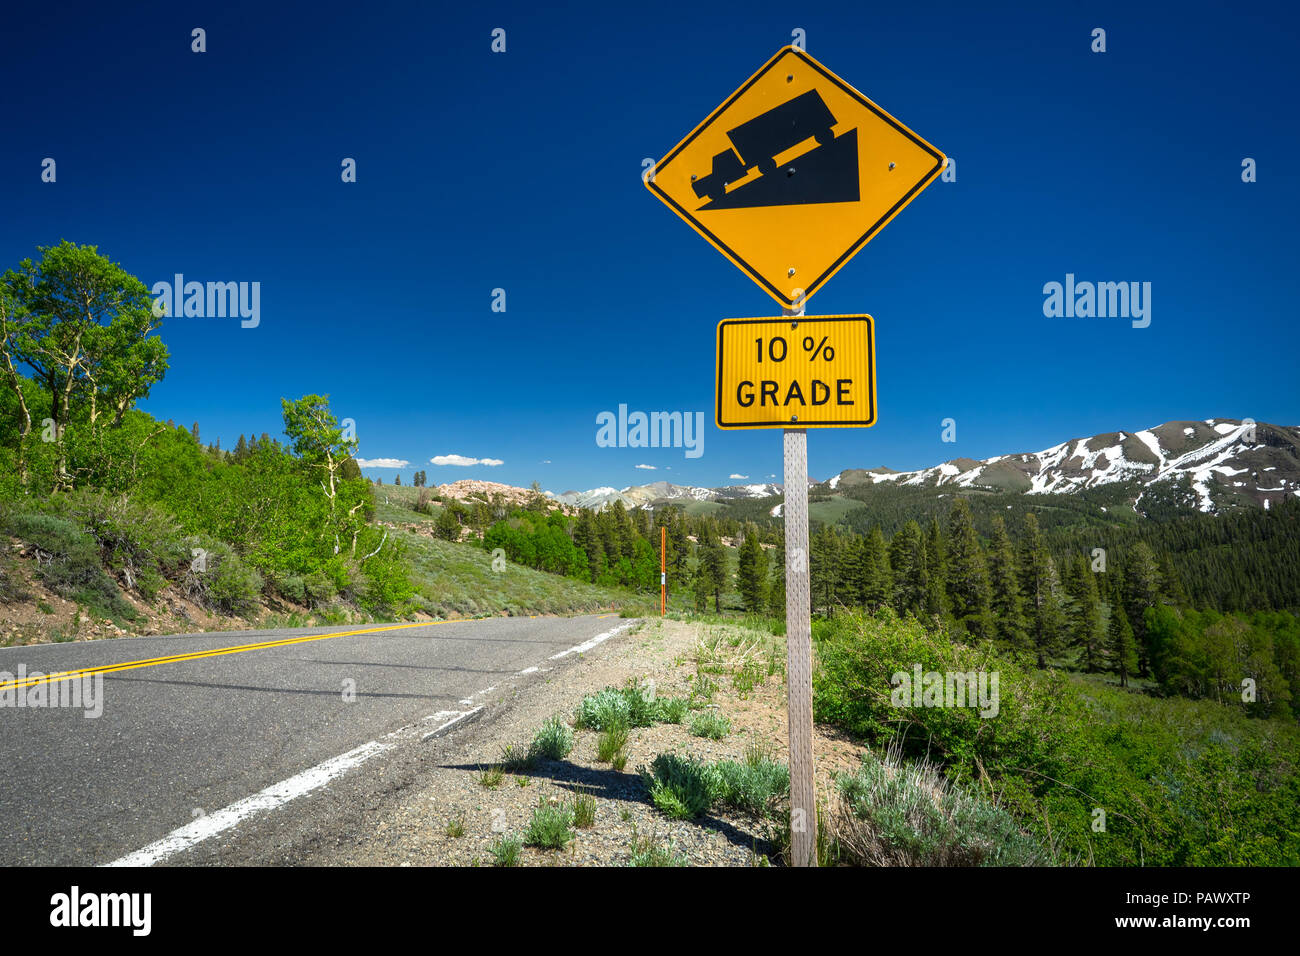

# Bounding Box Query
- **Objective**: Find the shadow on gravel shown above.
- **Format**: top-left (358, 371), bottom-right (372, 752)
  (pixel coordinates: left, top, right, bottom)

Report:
top-left (439, 757), bottom-right (783, 862)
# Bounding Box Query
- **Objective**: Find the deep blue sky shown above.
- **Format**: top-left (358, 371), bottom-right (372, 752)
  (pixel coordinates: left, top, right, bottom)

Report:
top-left (3, 0), bottom-right (1296, 491)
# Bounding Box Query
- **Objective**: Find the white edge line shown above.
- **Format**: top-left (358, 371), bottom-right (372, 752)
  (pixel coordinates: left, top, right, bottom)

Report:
top-left (420, 706), bottom-right (482, 742)
top-left (103, 739), bottom-right (392, 867)
top-left (549, 621), bottom-right (636, 660)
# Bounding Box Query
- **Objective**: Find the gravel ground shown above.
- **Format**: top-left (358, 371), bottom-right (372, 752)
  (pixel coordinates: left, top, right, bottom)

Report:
top-left (306, 616), bottom-right (869, 867)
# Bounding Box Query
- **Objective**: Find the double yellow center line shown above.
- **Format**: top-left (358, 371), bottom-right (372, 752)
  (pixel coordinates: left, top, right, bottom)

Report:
top-left (0, 621), bottom-right (438, 692)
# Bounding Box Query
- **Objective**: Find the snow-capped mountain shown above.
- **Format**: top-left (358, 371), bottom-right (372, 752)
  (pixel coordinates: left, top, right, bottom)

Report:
top-left (548, 480), bottom-right (787, 510)
top-left (825, 419), bottom-right (1300, 514)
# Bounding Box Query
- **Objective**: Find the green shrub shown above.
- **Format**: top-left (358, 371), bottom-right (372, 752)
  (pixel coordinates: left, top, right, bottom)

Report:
top-left (43, 490), bottom-right (188, 601)
top-left (488, 833), bottom-right (522, 866)
top-left (530, 715), bottom-right (574, 761)
top-left (275, 569), bottom-right (336, 608)
top-left (690, 711), bottom-right (731, 740)
top-left (523, 799), bottom-right (574, 849)
top-left (834, 746), bottom-right (1050, 867)
top-left (714, 746), bottom-right (790, 817)
top-left (185, 539), bottom-right (263, 617)
top-left (595, 722), bottom-right (629, 763)
top-left (641, 753), bottom-right (721, 820)
top-left (576, 688), bottom-right (630, 730)
top-left (0, 555), bottom-right (29, 603)
top-left (656, 697), bottom-right (690, 724)
top-left (3, 509), bottom-right (135, 619)
top-left (572, 788), bottom-right (597, 829)
top-left (577, 682), bottom-right (688, 730)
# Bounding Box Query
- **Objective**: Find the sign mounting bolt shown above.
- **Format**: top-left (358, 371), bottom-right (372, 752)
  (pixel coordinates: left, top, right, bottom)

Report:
top-left (889, 162), bottom-right (896, 170)
top-left (788, 267), bottom-right (796, 276)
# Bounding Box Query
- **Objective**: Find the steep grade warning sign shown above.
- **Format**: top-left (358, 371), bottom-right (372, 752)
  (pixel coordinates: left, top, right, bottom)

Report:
top-left (715, 315), bottom-right (876, 429)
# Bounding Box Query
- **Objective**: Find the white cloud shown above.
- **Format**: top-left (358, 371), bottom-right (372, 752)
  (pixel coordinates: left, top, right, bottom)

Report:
top-left (356, 458), bottom-right (409, 469)
top-left (729, 473), bottom-right (748, 480)
top-left (431, 454), bottom-right (504, 467)
top-left (635, 463), bottom-right (656, 470)
top-left (541, 459), bottom-right (552, 464)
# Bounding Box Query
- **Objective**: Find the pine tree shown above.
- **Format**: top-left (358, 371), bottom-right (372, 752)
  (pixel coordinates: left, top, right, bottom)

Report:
top-left (1159, 552), bottom-right (1189, 606)
top-left (945, 498), bottom-right (991, 638)
top-left (810, 525), bottom-right (841, 615)
top-left (861, 526), bottom-right (892, 610)
top-left (1020, 513), bottom-right (1064, 667)
top-left (696, 522), bottom-right (728, 613)
top-left (890, 521), bottom-right (925, 615)
top-left (435, 505), bottom-right (459, 540)
top-left (668, 507), bottom-right (690, 581)
top-left (1108, 603), bottom-right (1138, 688)
top-left (1124, 541), bottom-right (1163, 677)
top-left (837, 534), bottom-right (865, 608)
top-left (986, 515), bottom-right (1028, 651)
top-left (924, 518), bottom-right (948, 619)
top-left (574, 509), bottom-right (601, 582)
top-left (736, 523), bottom-right (768, 612)
top-left (691, 558), bottom-right (711, 612)
top-left (1066, 555), bottom-right (1104, 672)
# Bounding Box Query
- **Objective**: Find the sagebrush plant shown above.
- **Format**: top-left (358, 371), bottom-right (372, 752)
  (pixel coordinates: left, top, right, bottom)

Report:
top-left (713, 745), bottom-right (789, 817)
top-left (656, 696), bottom-right (689, 724)
top-left (576, 688), bottom-right (630, 731)
top-left (530, 715), bottom-right (574, 761)
top-left (576, 681), bottom-right (689, 731)
top-left (832, 743), bottom-right (1050, 867)
top-left (0, 507), bottom-right (136, 619)
top-left (690, 711), bottom-right (731, 740)
top-left (489, 833), bottom-right (522, 867)
top-left (641, 753), bottom-right (721, 820)
top-left (524, 798), bottom-right (575, 849)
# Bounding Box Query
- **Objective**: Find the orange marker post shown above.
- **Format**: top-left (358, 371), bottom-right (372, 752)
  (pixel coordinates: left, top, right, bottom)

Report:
top-left (660, 525), bottom-right (667, 616)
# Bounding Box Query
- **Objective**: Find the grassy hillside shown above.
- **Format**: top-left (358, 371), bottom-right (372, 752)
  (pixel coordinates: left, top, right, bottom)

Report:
top-left (395, 525), bottom-right (648, 618)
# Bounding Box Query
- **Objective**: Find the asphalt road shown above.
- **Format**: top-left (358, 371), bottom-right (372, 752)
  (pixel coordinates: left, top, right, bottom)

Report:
top-left (0, 614), bottom-right (633, 866)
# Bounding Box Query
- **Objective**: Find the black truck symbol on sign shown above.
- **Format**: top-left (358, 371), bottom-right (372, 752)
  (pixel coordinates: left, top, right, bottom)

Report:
top-left (691, 90), bottom-right (860, 210)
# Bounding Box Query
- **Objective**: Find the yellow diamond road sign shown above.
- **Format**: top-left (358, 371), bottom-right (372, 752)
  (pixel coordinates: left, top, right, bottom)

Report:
top-left (716, 315), bottom-right (876, 429)
top-left (647, 46), bottom-right (945, 309)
